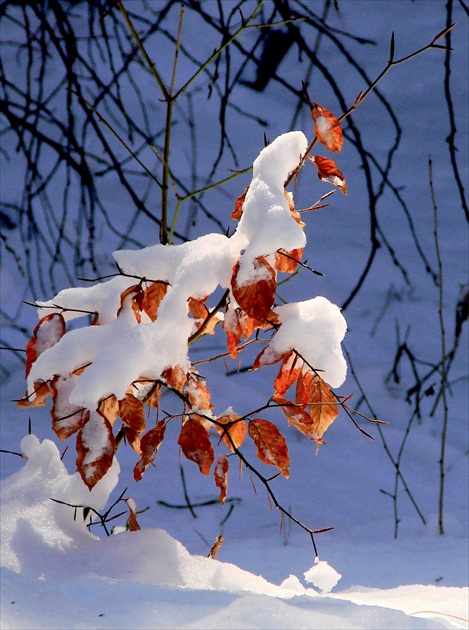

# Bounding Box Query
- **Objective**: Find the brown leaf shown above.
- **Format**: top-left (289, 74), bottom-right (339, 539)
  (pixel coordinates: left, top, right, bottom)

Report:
top-left (273, 353), bottom-right (302, 399)
top-left (296, 372), bottom-right (339, 440)
top-left (76, 411), bottom-right (116, 490)
top-left (214, 454), bottom-right (229, 504)
top-left (231, 256), bottom-right (277, 322)
top-left (98, 395), bottom-right (120, 426)
top-left (311, 103), bottom-right (343, 152)
top-left (142, 281), bottom-right (168, 321)
top-left (133, 420), bottom-right (166, 481)
top-left (232, 187), bottom-right (249, 221)
top-left (50, 375), bottom-right (86, 440)
top-left (248, 418), bottom-right (290, 478)
top-left (252, 346), bottom-right (289, 371)
top-left (125, 497), bottom-right (141, 531)
top-left (285, 191), bottom-right (305, 227)
top-left (309, 156), bottom-right (347, 195)
top-left (178, 416), bottom-right (214, 476)
top-left (275, 248), bottom-right (304, 273)
top-left (17, 381), bottom-right (52, 408)
top-left (132, 378), bottom-right (161, 408)
top-left (215, 413), bottom-right (246, 451)
top-left (183, 373), bottom-right (214, 412)
top-left (117, 284), bottom-right (144, 323)
top-left (188, 296), bottom-right (209, 320)
top-left (25, 313), bottom-right (66, 377)
top-left (119, 393), bottom-right (146, 433)
top-left (223, 308), bottom-right (243, 359)
top-left (163, 366), bottom-right (187, 392)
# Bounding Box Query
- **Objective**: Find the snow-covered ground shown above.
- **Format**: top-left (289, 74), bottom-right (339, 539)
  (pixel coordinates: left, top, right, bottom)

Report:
top-left (1, 1), bottom-right (468, 629)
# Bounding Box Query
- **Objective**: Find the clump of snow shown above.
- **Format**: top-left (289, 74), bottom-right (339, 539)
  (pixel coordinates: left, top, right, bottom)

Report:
top-left (272, 297), bottom-right (347, 388)
top-left (26, 131), bottom-right (347, 410)
top-left (1, 435), bottom-right (119, 574)
top-left (304, 558), bottom-right (343, 593)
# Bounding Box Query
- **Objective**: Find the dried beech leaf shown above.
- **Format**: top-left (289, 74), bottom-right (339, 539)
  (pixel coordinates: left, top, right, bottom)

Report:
top-left (231, 256), bottom-right (277, 321)
top-left (273, 353), bottom-right (302, 399)
top-left (275, 248), bottom-right (304, 273)
top-left (125, 497), bottom-right (141, 531)
top-left (119, 393), bottom-right (146, 433)
top-left (252, 346), bottom-right (289, 371)
top-left (51, 375), bottom-right (85, 440)
top-left (285, 190), bottom-right (305, 227)
top-left (163, 366), bottom-right (187, 392)
top-left (248, 418), bottom-right (290, 478)
top-left (183, 373), bottom-right (214, 412)
top-left (25, 313), bottom-right (66, 377)
top-left (188, 296), bottom-right (209, 320)
top-left (178, 416), bottom-right (214, 476)
top-left (118, 284), bottom-right (144, 323)
top-left (309, 156), bottom-right (347, 195)
top-left (216, 413), bottom-right (246, 451)
top-left (17, 381), bottom-right (52, 408)
top-left (142, 282), bottom-right (168, 322)
top-left (98, 395), bottom-right (120, 426)
top-left (76, 410), bottom-right (116, 490)
top-left (297, 372), bottom-right (339, 440)
top-left (133, 420), bottom-right (166, 481)
top-left (232, 187), bottom-right (249, 221)
top-left (223, 308), bottom-right (243, 359)
top-left (133, 378), bottom-right (161, 408)
top-left (311, 103), bottom-right (343, 152)
top-left (214, 453), bottom-right (229, 504)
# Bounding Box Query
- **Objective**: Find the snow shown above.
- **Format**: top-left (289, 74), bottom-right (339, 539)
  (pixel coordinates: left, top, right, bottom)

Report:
top-left (1, 436), bottom-right (464, 629)
top-left (1, 1), bottom-right (468, 629)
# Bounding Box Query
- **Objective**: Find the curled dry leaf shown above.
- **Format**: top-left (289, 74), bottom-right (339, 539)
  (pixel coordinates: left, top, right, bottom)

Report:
top-left (275, 248), bottom-right (304, 273)
top-left (273, 352), bottom-right (303, 399)
top-left (311, 103), bottom-right (343, 153)
top-left (295, 371), bottom-right (339, 440)
top-left (248, 418), bottom-right (290, 478)
top-left (142, 281), bottom-right (168, 321)
top-left (25, 312), bottom-right (66, 377)
top-left (309, 156), bottom-right (347, 195)
top-left (118, 284), bottom-right (144, 323)
top-left (178, 416), bottom-right (214, 476)
top-left (50, 374), bottom-right (86, 440)
top-left (285, 190), bottom-right (305, 228)
top-left (215, 412), bottom-right (246, 451)
top-left (252, 345), bottom-right (289, 371)
top-left (125, 497), bottom-right (141, 532)
top-left (133, 419), bottom-right (166, 481)
top-left (232, 187), bottom-right (249, 221)
top-left (17, 381), bottom-right (52, 408)
top-left (223, 307), bottom-right (243, 359)
top-left (214, 453), bottom-right (229, 504)
top-left (76, 410), bottom-right (116, 490)
top-left (231, 256), bottom-right (277, 322)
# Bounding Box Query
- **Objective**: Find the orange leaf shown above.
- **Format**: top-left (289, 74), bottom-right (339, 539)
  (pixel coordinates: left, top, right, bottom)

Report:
top-left (183, 373), bottom-right (214, 412)
top-left (133, 378), bottom-right (161, 408)
top-left (17, 381), bottom-right (52, 408)
top-left (98, 395), bottom-right (120, 426)
top-left (50, 375), bottom-right (85, 440)
top-left (76, 411), bottom-right (116, 490)
top-left (285, 191), bottom-right (305, 227)
top-left (275, 247), bottom-right (304, 273)
top-left (248, 418), bottom-right (290, 478)
top-left (309, 156), bottom-right (347, 195)
top-left (311, 103), bottom-right (343, 152)
top-left (178, 416), bottom-right (214, 476)
top-left (231, 256), bottom-right (277, 321)
top-left (188, 296), bottom-right (209, 320)
top-left (163, 366), bottom-right (187, 392)
top-left (117, 284), bottom-right (144, 323)
top-left (133, 420), bottom-right (166, 481)
top-left (125, 497), bottom-right (141, 531)
top-left (223, 308), bottom-right (243, 359)
top-left (142, 281), bottom-right (168, 321)
top-left (252, 346), bottom-right (289, 371)
top-left (25, 313), bottom-right (66, 377)
top-left (119, 393), bottom-right (146, 433)
top-left (273, 353), bottom-right (302, 399)
top-left (297, 372), bottom-right (339, 440)
top-left (214, 453), bottom-right (229, 504)
top-left (215, 413), bottom-right (246, 451)
top-left (232, 187), bottom-right (249, 220)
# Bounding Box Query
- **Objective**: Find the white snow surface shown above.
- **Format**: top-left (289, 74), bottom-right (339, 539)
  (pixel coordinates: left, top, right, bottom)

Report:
top-left (1, 436), bottom-right (466, 630)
